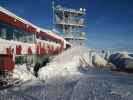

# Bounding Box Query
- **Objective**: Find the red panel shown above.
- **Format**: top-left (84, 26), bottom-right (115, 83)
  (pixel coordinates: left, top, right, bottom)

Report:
top-left (47, 45), bottom-right (51, 55)
top-left (36, 44), bottom-right (40, 55)
top-left (0, 12), bottom-right (14, 24)
top-left (51, 46), bottom-right (54, 54)
top-left (0, 12), bottom-right (36, 34)
top-left (0, 55), bottom-right (15, 72)
top-left (28, 47), bottom-right (32, 55)
top-left (6, 48), bottom-right (12, 55)
top-left (4, 55), bottom-right (14, 71)
top-left (35, 43), bottom-right (47, 56)
top-left (39, 31), bottom-right (62, 43)
top-left (16, 45), bottom-right (22, 55)
top-left (25, 25), bottom-right (36, 33)
top-left (14, 20), bottom-right (26, 30)
top-left (56, 47), bottom-right (60, 54)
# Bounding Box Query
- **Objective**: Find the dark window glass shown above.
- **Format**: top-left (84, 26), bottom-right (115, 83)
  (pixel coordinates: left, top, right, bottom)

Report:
top-left (0, 21), bottom-right (35, 43)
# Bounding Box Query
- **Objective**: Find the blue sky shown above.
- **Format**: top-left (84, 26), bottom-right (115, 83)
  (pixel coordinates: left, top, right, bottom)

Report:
top-left (0, 0), bottom-right (133, 49)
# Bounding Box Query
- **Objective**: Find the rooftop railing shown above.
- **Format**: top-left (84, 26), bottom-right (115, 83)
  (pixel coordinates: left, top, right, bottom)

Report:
top-left (55, 6), bottom-right (86, 15)
top-left (56, 18), bottom-right (85, 26)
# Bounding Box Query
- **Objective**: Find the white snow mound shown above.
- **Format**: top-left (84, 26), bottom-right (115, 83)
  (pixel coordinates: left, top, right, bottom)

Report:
top-left (38, 46), bottom-right (109, 84)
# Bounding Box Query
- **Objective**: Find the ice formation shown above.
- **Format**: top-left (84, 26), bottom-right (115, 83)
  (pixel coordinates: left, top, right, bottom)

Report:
top-left (92, 53), bottom-right (108, 67)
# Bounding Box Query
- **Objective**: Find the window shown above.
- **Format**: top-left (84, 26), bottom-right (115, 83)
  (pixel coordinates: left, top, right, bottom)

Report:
top-left (0, 21), bottom-right (35, 43)
top-left (0, 21), bottom-right (13, 40)
top-left (1, 28), bottom-right (7, 39)
top-left (13, 27), bottom-right (35, 43)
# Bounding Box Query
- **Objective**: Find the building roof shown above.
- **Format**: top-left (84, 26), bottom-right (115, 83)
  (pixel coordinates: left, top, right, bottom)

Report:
top-left (0, 6), bottom-right (39, 30)
top-left (0, 6), bottom-right (65, 42)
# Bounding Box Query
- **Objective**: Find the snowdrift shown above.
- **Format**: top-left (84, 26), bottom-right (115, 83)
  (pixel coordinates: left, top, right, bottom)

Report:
top-left (38, 46), bottom-right (109, 84)
top-left (12, 64), bottom-right (36, 82)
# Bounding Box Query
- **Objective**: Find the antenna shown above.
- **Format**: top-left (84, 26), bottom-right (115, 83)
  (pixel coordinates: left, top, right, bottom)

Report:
top-left (52, 1), bottom-right (55, 25)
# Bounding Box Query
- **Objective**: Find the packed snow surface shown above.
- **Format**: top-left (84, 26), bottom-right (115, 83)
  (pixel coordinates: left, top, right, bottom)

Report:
top-left (1, 73), bottom-right (133, 100)
top-left (38, 46), bottom-right (109, 84)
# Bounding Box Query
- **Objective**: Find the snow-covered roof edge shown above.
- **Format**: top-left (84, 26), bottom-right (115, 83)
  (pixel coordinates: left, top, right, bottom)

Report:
top-left (0, 6), bottom-right (65, 41)
top-left (39, 28), bottom-right (65, 41)
top-left (0, 6), bottom-right (39, 30)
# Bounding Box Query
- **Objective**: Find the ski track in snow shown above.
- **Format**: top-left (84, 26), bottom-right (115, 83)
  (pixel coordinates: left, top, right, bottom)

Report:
top-left (1, 72), bottom-right (133, 100)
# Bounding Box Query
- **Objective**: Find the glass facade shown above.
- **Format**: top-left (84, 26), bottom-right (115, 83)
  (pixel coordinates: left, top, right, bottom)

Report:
top-left (0, 21), bottom-right (35, 43)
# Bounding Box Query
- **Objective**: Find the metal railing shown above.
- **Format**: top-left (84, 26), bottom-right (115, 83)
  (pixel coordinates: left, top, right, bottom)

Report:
top-left (55, 6), bottom-right (85, 15)
top-left (56, 19), bottom-right (85, 26)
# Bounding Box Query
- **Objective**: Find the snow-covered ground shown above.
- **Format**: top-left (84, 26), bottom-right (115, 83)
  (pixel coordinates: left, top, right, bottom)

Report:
top-left (1, 70), bottom-right (133, 100)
